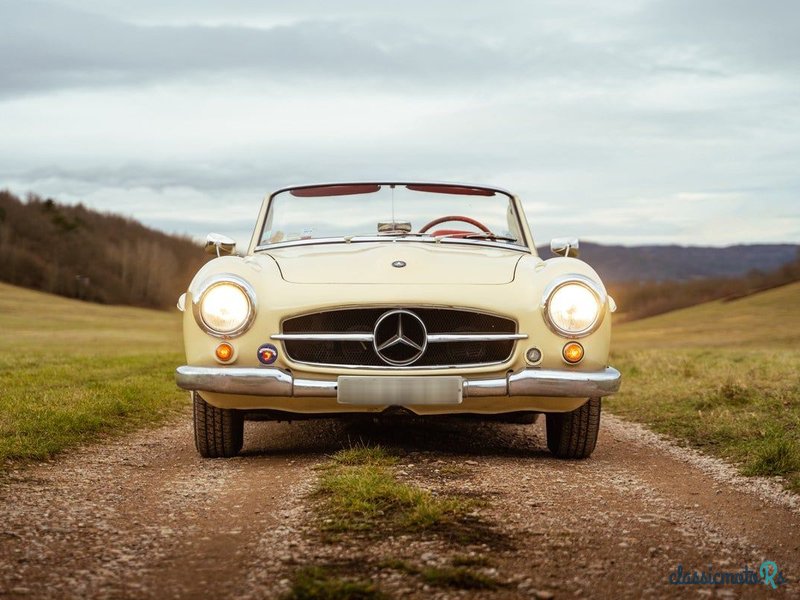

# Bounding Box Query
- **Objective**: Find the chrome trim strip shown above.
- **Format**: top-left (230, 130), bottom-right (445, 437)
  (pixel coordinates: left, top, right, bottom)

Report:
top-left (272, 332), bottom-right (527, 344)
top-left (280, 305), bottom-right (520, 327)
top-left (272, 359), bottom-right (511, 371)
top-left (272, 333), bottom-right (374, 342)
top-left (427, 333), bottom-right (528, 342)
top-left (176, 366), bottom-right (621, 399)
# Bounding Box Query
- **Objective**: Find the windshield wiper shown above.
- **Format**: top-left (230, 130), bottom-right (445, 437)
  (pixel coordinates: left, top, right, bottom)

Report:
top-left (443, 232), bottom-right (518, 243)
top-left (376, 231), bottom-right (436, 238)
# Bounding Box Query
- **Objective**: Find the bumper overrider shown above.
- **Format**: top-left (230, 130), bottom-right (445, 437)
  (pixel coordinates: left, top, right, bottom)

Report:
top-left (175, 365), bottom-right (621, 399)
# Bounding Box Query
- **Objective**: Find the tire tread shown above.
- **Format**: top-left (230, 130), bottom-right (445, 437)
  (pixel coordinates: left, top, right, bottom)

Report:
top-left (193, 392), bottom-right (244, 458)
top-left (546, 398), bottom-right (601, 459)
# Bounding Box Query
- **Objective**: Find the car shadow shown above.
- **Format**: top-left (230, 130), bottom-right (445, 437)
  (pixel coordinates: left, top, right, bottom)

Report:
top-left (239, 415), bottom-right (551, 459)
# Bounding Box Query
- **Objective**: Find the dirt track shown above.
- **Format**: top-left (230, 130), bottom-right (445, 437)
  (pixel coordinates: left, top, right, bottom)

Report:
top-left (1, 413), bottom-right (798, 599)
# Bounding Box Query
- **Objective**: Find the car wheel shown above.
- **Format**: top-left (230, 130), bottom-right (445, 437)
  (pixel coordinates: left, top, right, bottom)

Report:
top-left (193, 391), bottom-right (244, 458)
top-left (545, 398), bottom-right (601, 459)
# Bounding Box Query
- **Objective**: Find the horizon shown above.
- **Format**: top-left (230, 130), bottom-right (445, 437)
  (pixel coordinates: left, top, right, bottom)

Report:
top-left (5, 185), bottom-right (799, 252)
top-left (1, 1), bottom-right (798, 247)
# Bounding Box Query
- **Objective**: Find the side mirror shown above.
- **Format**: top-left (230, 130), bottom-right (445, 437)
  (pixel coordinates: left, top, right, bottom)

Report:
top-left (550, 237), bottom-right (580, 258)
top-left (205, 233), bottom-right (237, 257)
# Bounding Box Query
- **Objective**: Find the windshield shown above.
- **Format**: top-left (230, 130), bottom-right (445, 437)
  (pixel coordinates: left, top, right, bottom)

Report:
top-left (258, 183), bottom-right (526, 248)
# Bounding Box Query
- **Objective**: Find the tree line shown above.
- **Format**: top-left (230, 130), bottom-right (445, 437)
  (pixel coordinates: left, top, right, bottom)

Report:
top-left (0, 190), bottom-right (208, 309)
top-left (608, 251), bottom-right (800, 322)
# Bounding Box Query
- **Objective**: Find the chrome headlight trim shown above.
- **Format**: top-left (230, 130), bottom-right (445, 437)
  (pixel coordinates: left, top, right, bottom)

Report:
top-left (192, 274), bottom-right (257, 338)
top-left (541, 274), bottom-right (607, 338)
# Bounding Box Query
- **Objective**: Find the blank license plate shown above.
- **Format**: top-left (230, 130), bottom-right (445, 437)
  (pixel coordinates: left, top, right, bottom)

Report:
top-left (337, 376), bottom-right (463, 405)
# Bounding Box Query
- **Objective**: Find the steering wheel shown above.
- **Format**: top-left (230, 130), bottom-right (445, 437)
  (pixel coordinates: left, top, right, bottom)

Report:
top-left (418, 215), bottom-right (492, 236)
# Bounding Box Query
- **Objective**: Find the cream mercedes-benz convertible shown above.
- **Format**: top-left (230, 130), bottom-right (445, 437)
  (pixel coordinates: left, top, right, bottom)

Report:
top-left (176, 182), bottom-right (621, 458)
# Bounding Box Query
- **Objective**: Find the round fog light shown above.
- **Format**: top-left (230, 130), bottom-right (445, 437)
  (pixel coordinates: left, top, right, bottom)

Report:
top-left (215, 342), bottom-right (234, 363)
top-left (562, 342), bottom-right (584, 364)
top-left (257, 343), bottom-right (279, 365)
top-left (526, 347), bottom-right (543, 364)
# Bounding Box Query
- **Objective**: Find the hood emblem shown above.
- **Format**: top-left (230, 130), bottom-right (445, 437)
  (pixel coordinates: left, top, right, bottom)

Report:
top-left (373, 309), bottom-right (427, 366)
top-left (392, 260), bottom-right (406, 268)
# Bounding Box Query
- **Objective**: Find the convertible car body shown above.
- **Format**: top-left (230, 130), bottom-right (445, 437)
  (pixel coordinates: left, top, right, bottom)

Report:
top-left (176, 182), bottom-right (621, 458)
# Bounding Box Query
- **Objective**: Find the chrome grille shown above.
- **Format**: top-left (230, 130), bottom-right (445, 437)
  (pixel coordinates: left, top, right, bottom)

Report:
top-left (278, 308), bottom-right (521, 368)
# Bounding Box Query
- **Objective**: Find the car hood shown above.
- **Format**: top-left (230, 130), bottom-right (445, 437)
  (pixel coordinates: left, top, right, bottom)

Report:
top-left (261, 242), bottom-right (525, 285)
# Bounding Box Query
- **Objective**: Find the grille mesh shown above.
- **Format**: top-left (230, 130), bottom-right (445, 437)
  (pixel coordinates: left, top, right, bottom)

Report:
top-left (282, 308), bottom-right (516, 367)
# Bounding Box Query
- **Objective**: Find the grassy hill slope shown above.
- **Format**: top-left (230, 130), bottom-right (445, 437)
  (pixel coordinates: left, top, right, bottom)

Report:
top-left (614, 281), bottom-right (800, 349)
top-left (0, 283), bottom-right (186, 464)
top-left (609, 282), bottom-right (800, 490)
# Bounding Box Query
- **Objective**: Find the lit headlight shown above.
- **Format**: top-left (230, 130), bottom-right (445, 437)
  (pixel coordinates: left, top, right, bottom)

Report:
top-left (193, 275), bottom-right (256, 337)
top-left (543, 276), bottom-right (605, 337)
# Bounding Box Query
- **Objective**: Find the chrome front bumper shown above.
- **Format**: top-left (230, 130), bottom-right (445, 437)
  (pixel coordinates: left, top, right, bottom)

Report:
top-left (175, 365), bottom-right (621, 399)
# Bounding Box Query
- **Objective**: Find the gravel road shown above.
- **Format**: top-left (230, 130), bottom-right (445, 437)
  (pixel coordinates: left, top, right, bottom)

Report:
top-left (1, 411), bottom-right (797, 599)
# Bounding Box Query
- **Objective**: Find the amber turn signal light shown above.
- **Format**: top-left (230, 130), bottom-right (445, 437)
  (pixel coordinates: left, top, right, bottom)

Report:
top-left (215, 342), bottom-right (234, 362)
top-left (562, 341), bottom-right (584, 364)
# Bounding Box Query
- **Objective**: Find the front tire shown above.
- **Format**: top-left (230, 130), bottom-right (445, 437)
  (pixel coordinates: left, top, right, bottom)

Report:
top-left (546, 398), bottom-right (601, 459)
top-left (193, 392), bottom-right (244, 458)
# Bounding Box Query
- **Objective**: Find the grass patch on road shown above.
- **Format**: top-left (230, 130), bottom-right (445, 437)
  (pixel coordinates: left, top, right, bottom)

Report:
top-left (0, 283), bottom-right (186, 465)
top-left (284, 566), bottom-right (386, 600)
top-left (315, 445), bottom-right (477, 535)
top-left (309, 447), bottom-right (509, 594)
top-left (609, 283), bottom-right (800, 491)
top-left (421, 566), bottom-right (503, 590)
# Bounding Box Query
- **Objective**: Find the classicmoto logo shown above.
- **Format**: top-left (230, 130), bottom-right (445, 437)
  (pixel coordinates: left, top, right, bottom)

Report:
top-left (668, 561), bottom-right (787, 589)
top-left (373, 309), bottom-right (427, 366)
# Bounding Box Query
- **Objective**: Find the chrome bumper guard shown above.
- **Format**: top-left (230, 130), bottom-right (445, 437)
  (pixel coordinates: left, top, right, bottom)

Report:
top-left (175, 366), bottom-right (621, 398)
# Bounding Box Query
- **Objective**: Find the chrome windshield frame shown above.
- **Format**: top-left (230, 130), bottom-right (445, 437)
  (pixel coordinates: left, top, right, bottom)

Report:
top-left (253, 236), bottom-right (531, 254)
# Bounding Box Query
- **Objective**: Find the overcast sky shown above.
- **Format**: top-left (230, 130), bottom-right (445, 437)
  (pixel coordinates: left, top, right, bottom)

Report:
top-left (1, 0), bottom-right (798, 247)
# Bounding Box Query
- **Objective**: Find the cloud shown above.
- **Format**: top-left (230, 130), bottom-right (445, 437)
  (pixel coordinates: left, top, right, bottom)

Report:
top-left (8, 0), bottom-right (752, 100)
top-left (635, 0), bottom-right (800, 73)
top-left (0, 0), bottom-right (798, 247)
top-left (1, 1), bottom-right (596, 98)
top-left (3, 0), bottom-right (797, 100)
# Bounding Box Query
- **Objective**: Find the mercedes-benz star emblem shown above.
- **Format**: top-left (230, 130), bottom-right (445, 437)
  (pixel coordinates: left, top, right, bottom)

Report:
top-left (373, 309), bottom-right (427, 366)
top-left (392, 260), bottom-right (406, 268)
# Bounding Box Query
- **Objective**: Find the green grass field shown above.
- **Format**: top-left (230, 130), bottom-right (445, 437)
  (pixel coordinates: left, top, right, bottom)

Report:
top-left (0, 282), bottom-right (187, 465)
top-left (609, 282), bottom-right (800, 491)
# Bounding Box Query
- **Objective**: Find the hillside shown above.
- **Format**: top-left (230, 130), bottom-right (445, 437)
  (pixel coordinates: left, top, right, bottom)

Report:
top-left (572, 242), bottom-right (799, 283)
top-left (0, 190), bottom-right (207, 308)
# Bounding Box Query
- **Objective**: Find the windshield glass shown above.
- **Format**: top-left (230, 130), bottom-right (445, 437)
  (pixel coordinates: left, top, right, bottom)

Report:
top-left (258, 183), bottom-right (525, 248)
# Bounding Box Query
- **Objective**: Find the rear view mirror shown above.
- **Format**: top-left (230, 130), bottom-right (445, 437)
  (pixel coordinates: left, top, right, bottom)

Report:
top-left (550, 237), bottom-right (580, 258)
top-left (205, 233), bottom-right (237, 257)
